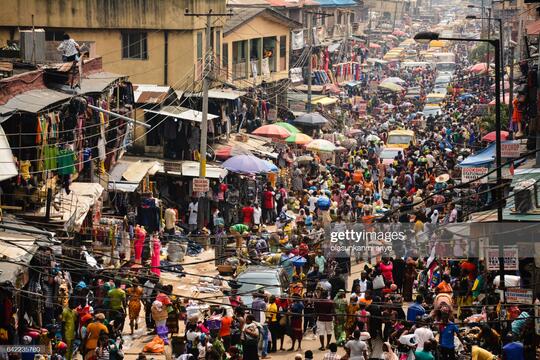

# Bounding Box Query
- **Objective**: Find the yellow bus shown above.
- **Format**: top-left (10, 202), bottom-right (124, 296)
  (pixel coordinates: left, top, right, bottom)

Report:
top-left (387, 129), bottom-right (416, 148)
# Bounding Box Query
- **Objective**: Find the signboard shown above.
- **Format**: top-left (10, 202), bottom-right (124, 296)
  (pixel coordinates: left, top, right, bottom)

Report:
top-left (462, 167), bottom-right (488, 184)
top-left (501, 141), bottom-right (520, 158)
top-left (192, 177), bottom-right (209, 193)
top-left (505, 288), bottom-right (533, 305)
top-left (164, 161), bottom-right (182, 173)
top-left (486, 247), bottom-right (519, 271)
top-left (502, 164), bottom-right (514, 180)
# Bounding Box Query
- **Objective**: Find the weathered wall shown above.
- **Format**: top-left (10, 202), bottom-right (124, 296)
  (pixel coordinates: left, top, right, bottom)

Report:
top-left (0, 0), bottom-right (225, 30)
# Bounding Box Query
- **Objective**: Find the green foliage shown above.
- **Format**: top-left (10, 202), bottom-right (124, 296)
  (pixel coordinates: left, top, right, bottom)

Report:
top-left (469, 43), bottom-right (490, 64)
top-left (480, 104), bottom-right (509, 132)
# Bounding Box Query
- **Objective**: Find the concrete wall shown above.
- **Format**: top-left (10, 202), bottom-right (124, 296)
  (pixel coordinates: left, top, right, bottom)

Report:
top-left (223, 15), bottom-right (290, 85)
top-left (0, 0), bottom-right (225, 31)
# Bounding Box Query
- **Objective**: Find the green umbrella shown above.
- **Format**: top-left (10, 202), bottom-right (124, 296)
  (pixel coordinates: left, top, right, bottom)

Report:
top-left (275, 122), bottom-right (301, 134)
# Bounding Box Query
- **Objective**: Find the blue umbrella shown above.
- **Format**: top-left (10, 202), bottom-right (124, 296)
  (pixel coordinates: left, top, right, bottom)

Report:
top-left (291, 255), bottom-right (307, 267)
top-left (459, 93), bottom-right (474, 100)
top-left (264, 160), bottom-right (279, 172)
top-left (222, 155), bottom-right (272, 174)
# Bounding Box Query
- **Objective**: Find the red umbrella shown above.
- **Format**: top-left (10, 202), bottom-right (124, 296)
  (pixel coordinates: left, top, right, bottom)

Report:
top-left (252, 124), bottom-right (291, 139)
top-left (215, 145), bottom-right (252, 160)
top-left (482, 130), bottom-right (509, 142)
top-left (369, 43), bottom-right (381, 49)
top-left (469, 63), bottom-right (490, 74)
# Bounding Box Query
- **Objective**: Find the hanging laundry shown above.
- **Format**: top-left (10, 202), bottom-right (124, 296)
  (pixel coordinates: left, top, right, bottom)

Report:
top-left (57, 148), bottom-right (76, 175)
top-left (43, 144), bottom-right (59, 170)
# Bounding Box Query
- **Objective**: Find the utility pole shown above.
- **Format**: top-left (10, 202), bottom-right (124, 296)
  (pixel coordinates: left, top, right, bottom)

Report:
top-left (536, 33), bottom-right (540, 166)
top-left (392, 0), bottom-right (399, 31)
top-left (185, 8), bottom-right (232, 229)
top-left (307, 12), bottom-right (313, 113)
top-left (508, 46), bottom-right (514, 121)
top-left (306, 10), bottom-right (333, 113)
top-left (486, 8), bottom-right (491, 88)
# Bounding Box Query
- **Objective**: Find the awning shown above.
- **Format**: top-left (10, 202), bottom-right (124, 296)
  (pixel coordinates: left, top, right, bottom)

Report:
top-left (316, 0), bottom-right (358, 6)
top-left (108, 159), bottom-right (160, 192)
top-left (158, 160), bottom-right (228, 179)
top-left (134, 84), bottom-right (172, 104)
top-left (80, 72), bottom-right (125, 94)
top-left (0, 231), bottom-right (38, 286)
top-left (0, 89), bottom-right (72, 121)
top-left (185, 88), bottom-right (246, 100)
top-left (459, 142), bottom-right (496, 167)
top-left (0, 125), bottom-right (17, 182)
top-left (503, 167), bottom-right (540, 221)
top-left (307, 96), bottom-right (338, 106)
top-left (527, 20), bottom-right (540, 35)
top-left (144, 106), bottom-right (219, 122)
top-left (328, 43), bottom-right (341, 52)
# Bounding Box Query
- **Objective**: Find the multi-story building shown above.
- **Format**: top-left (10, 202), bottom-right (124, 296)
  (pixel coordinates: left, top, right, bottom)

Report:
top-left (0, 0), bottom-right (226, 89)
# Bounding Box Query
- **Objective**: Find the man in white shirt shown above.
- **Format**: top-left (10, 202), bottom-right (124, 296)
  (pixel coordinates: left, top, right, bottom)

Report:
top-left (253, 203), bottom-right (262, 227)
top-left (308, 191), bottom-right (318, 212)
top-left (414, 319), bottom-right (435, 351)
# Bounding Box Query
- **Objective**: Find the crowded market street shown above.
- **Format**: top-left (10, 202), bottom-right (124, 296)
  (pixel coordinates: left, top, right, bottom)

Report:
top-left (0, 0), bottom-right (539, 360)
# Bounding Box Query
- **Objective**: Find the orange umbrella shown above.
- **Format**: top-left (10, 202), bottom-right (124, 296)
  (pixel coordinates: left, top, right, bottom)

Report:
top-left (252, 124), bottom-right (291, 139)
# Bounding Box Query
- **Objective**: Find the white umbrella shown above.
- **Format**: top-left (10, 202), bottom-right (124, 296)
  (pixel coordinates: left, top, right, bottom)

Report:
top-left (381, 77), bottom-right (406, 84)
top-left (366, 134), bottom-right (381, 142)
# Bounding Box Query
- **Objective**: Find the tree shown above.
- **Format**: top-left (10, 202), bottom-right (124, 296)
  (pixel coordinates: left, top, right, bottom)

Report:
top-left (479, 104), bottom-right (509, 133)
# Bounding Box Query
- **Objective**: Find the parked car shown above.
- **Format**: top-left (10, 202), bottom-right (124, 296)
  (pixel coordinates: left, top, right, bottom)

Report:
top-left (235, 266), bottom-right (289, 307)
top-left (379, 147), bottom-right (403, 165)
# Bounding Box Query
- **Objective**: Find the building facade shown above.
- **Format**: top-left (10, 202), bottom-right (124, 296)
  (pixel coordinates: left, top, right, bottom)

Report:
top-left (0, 0), bottom-right (226, 89)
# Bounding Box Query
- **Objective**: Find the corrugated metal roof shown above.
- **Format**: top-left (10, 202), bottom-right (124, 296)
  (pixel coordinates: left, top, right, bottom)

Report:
top-left (185, 88), bottom-right (246, 100)
top-left (0, 88), bottom-right (72, 119)
top-left (134, 84), bottom-right (172, 104)
top-left (224, 7), bottom-right (301, 35)
top-left (79, 72), bottom-right (125, 94)
top-left (144, 106), bottom-right (219, 122)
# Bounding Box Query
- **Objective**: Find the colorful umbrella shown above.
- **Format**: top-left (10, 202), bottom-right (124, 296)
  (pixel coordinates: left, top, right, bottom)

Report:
top-left (215, 145), bottom-right (252, 160)
top-left (347, 128), bottom-right (363, 136)
top-left (285, 132), bottom-right (313, 145)
top-left (296, 155), bottom-right (314, 164)
top-left (291, 256), bottom-right (307, 267)
top-left (369, 43), bottom-right (381, 49)
top-left (222, 155), bottom-right (273, 174)
top-left (482, 131), bottom-right (509, 143)
top-left (378, 82), bottom-right (404, 92)
top-left (252, 124), bottom-right (291, 139)
top-left (341, 138), bottom-right (357, 149)
top-left (469, 63), bottom-right (490, 74)
top-left (306, 139), bottom-right (337, 152)
top-left (294, 112), bottom-right (328, 127)
top-left (274, 122), bottom-right (300, 134)
top-left (366, 134), bottom-right (381, 142)
top-left (381, 77), bottom-right (406, 84)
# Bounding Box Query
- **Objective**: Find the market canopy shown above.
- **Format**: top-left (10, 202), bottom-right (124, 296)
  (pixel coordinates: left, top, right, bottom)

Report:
top-left (274, 122), bottom-right (300, 134)
top-left (145, 106), bottom-right (219, 122)
top-left (294, 112), bottom-right (328, 126)
top-left (184, 88), bottom-right (246, 100)
top-left (108, 159), bottom-right (160, 192)
top-left (378, 82), bottom-right (404, 92)
top-left (215, 144), bottom-right (253, 159)
top-left (0, 125), bottom-right (17, 182)
top-left (222, 155), bottom-right (274, 174)
top-left (0, 88), bottom-right (72, 122)
top-left (306, 139), bottom-right (337, 152)
top-left (381, 77), bottom-right (406, 85)
top-left (306, 96), bottom-right (338, 106)
top-left (285, 132), bottom-right (313, 145)
top-left (252, 124), bottom-right (291, 139)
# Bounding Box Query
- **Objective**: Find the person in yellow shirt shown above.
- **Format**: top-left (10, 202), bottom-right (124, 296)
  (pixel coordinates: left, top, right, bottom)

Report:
top-left (266, 295), bottom-right (281, 352)
top-left (471, 345), bottom-right (498, 360)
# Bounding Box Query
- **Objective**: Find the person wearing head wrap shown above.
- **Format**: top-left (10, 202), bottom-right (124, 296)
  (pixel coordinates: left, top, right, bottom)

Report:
top-left (333, 289), bottom-right (347, 346)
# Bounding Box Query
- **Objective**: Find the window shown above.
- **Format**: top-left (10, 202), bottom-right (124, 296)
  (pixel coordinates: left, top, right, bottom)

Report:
top-left (279, 35), bottom-right (286, 72)
top-left (45, 30), bottom-right (65, 41)
top-left (121, 32), bottom-right (148, 59)
top-left (222, 43), bottom-right (228, 68)
top-left (197, 31), bottom-right (203, 60)
top-left (216, 30), bottom-right (221, 57)
top-left (232, 40), bottom-right (247, 80)
top-left (263, 37), bottom-right (276, 72)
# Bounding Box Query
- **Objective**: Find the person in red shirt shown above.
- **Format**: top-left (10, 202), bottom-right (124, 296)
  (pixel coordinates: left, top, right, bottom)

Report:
top-left (262, 184), bottom-right (275, 224)
top-left (241, 203), bottom-right (254, 226)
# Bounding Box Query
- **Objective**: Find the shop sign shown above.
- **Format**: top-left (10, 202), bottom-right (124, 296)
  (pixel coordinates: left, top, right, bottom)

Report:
top-left (462, 167), bottom-right (488, 184)
top-left (505, 288), bottom-right (533, 305)
top-left (164, 161), bottom-right (182, 173)
top-left (501, 141), bottom-right (520, 158)
top-left (486, 246), bottom-right (518, 271)
top-left (535, 299), bottom-right (540, 335)
top-left (193, 177), bottom-right (209, 193)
